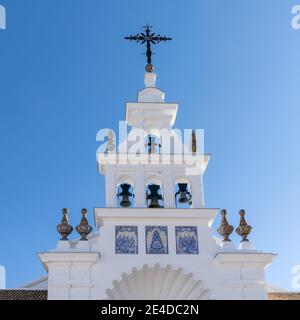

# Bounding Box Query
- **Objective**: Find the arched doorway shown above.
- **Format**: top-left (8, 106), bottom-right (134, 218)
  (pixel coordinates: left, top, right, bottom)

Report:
top-left (105, 264), bottom-right (210, 300)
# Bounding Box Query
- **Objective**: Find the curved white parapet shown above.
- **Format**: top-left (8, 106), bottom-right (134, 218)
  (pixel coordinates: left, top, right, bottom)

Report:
top-left (138, 88), bottom-right (165, 102)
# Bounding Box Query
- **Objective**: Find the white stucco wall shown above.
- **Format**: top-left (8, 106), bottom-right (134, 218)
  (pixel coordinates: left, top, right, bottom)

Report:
top-left (39, 208), bottom-right (275, 300)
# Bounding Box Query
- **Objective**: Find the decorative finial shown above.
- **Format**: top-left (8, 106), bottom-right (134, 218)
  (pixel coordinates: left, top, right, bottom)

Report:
top-left (106, 130), bottom-right (115, 152)
top-left (76, 208), bottom-right (92, 241)
top-left (145, 63), bottom-right (154, 73)
top-left (217, 209), bottom-right (234, 242)
top-left (191, 130), bottom-right (197, 154)
top-left (236, 209), bottom-right (252, 242)
top-left (125, 25), bottom-right (172, 72)
top-left (56, 208), bottom-right (73, 241)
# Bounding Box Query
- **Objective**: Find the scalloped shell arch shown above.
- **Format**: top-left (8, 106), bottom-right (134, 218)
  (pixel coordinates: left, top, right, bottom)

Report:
top-left (105, 264), bottom-right (210, 300)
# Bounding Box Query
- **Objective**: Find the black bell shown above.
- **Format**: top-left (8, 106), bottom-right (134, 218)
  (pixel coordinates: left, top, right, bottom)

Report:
top-left (118, 184), bottom-right (133, 207)
top-left (176, 183), bottom-right (192, 205)
top-left (147, 136), bottom-right (161, 154)
top-left (147, 184), bottom-right (163, 208)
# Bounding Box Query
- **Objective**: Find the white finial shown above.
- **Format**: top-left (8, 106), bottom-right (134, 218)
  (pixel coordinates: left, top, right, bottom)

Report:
top-left (144, 72), bottom-right (156, 88)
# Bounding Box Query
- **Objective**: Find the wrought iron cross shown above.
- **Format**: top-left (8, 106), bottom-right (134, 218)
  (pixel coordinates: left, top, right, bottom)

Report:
top-left (125, 25), bottom-right (172, 72)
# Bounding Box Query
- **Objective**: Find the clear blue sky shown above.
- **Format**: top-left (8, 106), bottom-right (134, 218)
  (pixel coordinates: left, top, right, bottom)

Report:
top-left (0, 0), bottom-right (299, 290)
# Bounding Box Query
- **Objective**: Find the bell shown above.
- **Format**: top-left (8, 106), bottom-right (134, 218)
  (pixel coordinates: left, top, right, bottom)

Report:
top-left (118, 184), bottom-right (133, 208)
top-left (147, 136), bottom-right (161, 154)
top-left (120, 195), bottom-right (131, 207)
top-left (176, 183), bottom-right (192, 205)
top-left (178, 191), bottom-right (189, 204)
top-left (147, 184), bottom-right (163, 208)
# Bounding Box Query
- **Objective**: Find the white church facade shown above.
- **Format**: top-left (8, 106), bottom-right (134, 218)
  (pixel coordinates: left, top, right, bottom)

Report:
top-left (4, 27), bottom-right (277, 300)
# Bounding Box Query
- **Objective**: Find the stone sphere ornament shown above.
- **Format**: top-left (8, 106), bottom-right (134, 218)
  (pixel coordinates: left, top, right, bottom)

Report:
top-left (76, 208), bottom-right (92, 241)
top-left (145, 63), bottom-right (154, 73)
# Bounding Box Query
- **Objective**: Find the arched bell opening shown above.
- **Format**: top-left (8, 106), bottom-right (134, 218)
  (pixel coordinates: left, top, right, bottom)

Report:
top-left (116, 183), bottom-right (135, 208)
top-left (145, 176), bottom-right (164, 208)
top-left (145, 184), bottom-right (163, 208)
top-left (174, 179), bottom-right (192, 208)
top-left (145, 134), bottom-right (161, 154)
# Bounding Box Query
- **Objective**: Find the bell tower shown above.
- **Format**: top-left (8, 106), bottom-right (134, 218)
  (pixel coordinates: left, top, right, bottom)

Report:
top-left (97, 25), bottom-right (208, 210)
top-left (38, 26), bottom-right (276, 300)
top-left (97, 67), bottom-right (209, 210)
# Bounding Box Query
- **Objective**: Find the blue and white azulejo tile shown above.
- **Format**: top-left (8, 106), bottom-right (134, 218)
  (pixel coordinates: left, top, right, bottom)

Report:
top-left (115, 226), bottom-right (138, 254)
top-left (175, 226), bottom-right (199, 254)
top-left (145, 226), bottom-right (168, 254)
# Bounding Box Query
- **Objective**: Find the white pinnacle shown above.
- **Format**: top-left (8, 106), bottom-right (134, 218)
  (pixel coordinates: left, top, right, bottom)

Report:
top-left (144, 72), bottom-right (156, 88)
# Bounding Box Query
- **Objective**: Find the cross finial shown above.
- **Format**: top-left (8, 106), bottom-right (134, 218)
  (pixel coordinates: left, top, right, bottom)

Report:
top-left (143, 24), bottom-right (153, 30)
top-left (125, 25), bottom-right (172, 72)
